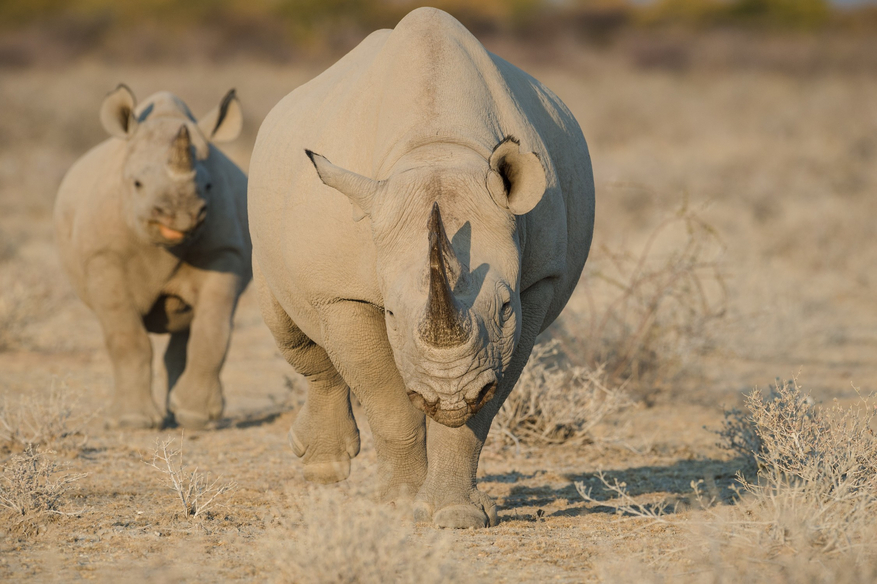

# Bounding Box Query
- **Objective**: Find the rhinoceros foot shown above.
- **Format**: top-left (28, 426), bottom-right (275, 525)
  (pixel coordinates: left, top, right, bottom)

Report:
top-left (170, 408), bottom-right (214, 430)
top-left (288, 404), bottom-right (361, 484)
top-left (167, 376), bottom-right (224, 430)
top-left (105, 409), bottom-right (163, 430)
top-left (413, 488), bottom-right (498, 529)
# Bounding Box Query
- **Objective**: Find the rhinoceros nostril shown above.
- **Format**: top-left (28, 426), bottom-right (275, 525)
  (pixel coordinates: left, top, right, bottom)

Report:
top-left (407, 390), bottom-right (439, 417)
top-left (466, 381), bottom-right (497, 414)
top-left (152, 205), bottom-right (170, 219)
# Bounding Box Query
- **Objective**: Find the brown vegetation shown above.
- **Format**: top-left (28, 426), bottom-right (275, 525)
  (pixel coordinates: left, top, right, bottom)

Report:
top-left (0, 446), bottom-right (86, 537)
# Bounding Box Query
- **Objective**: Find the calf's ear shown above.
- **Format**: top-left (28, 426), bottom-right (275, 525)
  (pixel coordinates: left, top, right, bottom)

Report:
top-left (100, 84), bottom-right (138, 139)
top-left (486, 136), bottom-right (546, 215)
top-left (199, 89), bottom-right (243, 143)
top-left (305, 150), bottom-right (380, 222)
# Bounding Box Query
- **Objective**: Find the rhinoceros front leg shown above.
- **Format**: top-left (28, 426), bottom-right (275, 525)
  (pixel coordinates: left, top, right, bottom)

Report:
top-left (86, 256), bottom-right (163, 429)
top-left (320, 301), bottom-right (428, 501)
top-left (166, 272), bottom-right (239, 429)
top-left (254, 264), bottom-right (360, 483)
top-left (414, 280), bottom-right (554, 528)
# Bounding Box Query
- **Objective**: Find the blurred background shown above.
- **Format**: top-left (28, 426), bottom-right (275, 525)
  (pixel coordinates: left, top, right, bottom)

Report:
top-left (1, 0), bottom-right (877, 67)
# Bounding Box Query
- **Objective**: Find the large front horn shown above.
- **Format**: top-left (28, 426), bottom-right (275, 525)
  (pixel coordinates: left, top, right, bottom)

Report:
top-left (418, 203), bottom-right (471, 348)
top-left (167, 125), bottom-right (195, 175)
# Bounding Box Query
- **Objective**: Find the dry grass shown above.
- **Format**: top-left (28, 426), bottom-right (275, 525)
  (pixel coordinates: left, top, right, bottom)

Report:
top-left (0, 446), bottom-right (86, 537)
top-left (558, 202), bottom-right (726, 394)
top-left (262, 486), bottom-right (469, 584)
top-left (495, 340), bottom-right (630, 448)
top-left (723, 378), bottom-right (877, 557)
top-left (0, 379), bottom-right (96, 453)
top-left (580, 377), bottom-right (877, 582)
top-left (146, 433), bottom-right (237, 520)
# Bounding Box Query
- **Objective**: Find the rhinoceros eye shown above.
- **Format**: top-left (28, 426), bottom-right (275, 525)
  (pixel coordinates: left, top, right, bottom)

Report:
top-left (205, 182), bottom-right (213, 192)
top-left (134, 180), bottom-right (142, 189)
top-left (501, 300), bottom-right (512, 320)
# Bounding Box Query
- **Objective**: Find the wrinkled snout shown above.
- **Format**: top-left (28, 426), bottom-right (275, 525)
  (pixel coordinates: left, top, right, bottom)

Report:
top-left (149, 198), bottom-right (207, 243)
top-left (406, 367), bottom-right (498, 428)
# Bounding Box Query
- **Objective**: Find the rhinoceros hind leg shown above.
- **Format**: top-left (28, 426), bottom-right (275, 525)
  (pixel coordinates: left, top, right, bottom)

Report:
top-left (255, 264), bottom-right (360, 483)
top-left (287, 379), bottom-right (361, 483)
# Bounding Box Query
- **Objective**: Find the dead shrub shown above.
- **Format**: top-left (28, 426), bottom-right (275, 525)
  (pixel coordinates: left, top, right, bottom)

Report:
top-left (563, 201), bottom-right (726, 392)
top-left (578, 377), bottom-right (877, 581)
top-left (723, 378), bottom-right (877, 555)
top-left (146, 433), bottom-right (237, 520)
top-left (495, 340), bottom-right (630, 448)
top-left (0, 445), bottom-right (86, 537)
top-left (0, 379), bottom-right (96, 453)
top-left (263, 486), bottom-right (468, 584)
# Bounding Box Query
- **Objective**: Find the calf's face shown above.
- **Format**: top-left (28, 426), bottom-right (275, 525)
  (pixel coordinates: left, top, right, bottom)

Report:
top-left (99, 85), bottom-right (242, 246)
top-left (121, 120), bottom-right (209, 245)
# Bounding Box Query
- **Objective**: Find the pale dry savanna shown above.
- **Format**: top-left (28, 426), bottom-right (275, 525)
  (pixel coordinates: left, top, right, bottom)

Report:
top-left (2, 23), bottom-right (877, 583)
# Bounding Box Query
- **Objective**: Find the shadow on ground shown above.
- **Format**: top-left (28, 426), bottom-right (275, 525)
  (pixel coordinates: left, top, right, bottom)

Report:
top-left (484, 456), bottom-right (752, 522)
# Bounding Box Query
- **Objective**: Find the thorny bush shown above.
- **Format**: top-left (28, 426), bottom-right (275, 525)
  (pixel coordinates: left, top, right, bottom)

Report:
top-left (494, 340), bottom-right (630, 448)
top-left (0, 445), bottom-right (86, 536)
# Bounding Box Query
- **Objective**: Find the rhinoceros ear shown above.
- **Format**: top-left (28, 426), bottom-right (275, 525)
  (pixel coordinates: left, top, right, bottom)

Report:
top-left (486, 136), bottom-right (546, 216)
top-left (305, 150), bottom-right (380, 222)
top-left (199, 89), bottom-right (243, 143)
top-left (100, 84), bottom-right (138, 139)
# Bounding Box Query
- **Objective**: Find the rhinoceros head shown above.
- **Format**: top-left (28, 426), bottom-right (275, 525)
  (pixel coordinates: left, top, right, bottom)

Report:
top-left (99, 84), bottom-right (242, 246)
top-left (307, 137), bottom-right (546, 427)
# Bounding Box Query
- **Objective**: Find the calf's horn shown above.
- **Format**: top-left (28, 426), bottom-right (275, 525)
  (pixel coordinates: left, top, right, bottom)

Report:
top-left (167, 125), bottom-right (195, 174)
top-left (418, 203), bottom-right (471, 348)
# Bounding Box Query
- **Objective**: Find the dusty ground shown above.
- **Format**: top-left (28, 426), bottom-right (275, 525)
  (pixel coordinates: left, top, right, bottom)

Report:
top-left (1, 39), bottom-right (876, 582)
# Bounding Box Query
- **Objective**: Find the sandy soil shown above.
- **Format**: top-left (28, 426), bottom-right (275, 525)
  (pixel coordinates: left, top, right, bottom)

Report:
top-left (1, 42), bottom-right (876, 582)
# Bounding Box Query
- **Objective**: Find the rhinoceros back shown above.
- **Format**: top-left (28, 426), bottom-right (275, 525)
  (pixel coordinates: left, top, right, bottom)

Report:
top-left (249, 7), bottom-right (594, 333)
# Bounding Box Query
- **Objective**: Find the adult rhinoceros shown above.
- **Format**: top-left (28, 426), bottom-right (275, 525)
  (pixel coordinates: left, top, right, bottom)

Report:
top-left (55, 86), bottom-right (251, 430)
top-left (249, 7), bottom-right (594, 528)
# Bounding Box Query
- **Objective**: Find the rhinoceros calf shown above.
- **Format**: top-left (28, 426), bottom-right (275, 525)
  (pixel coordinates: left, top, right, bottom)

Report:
top-left (249, 7), bottom-right (594, 528)
top-left (55, 86), bottom-right (252, 429)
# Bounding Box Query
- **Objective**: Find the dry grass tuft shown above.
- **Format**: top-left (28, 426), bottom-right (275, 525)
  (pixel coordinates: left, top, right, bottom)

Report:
top-left (0, 379), bottom-right (96, 452)
top-left (495, 340), bottom-right (630, 448)
top-left (564, 202), bottom-right (726, 393)
top-left (581, 377), bottom-right (877, 581)
top-left (0, 445), bottom-right (86, 537)
top-left (722, 377), bottom-right (877, 556)
top-left (263, 486), bottom-right (468, 584)
top-left (146, 433), bottom-right (237, 520)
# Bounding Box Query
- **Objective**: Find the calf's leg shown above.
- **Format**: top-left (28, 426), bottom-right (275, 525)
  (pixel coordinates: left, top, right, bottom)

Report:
top-left (166, 272), bottom-right (240, 428)
top-left (86, 256), bottom-right (162, 429)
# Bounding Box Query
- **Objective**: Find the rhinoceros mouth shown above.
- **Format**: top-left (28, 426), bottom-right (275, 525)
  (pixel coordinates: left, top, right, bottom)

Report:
top-left (148, 218), bottom-right (204, 245)
top-left (407, 378), bottom-right (497, 428)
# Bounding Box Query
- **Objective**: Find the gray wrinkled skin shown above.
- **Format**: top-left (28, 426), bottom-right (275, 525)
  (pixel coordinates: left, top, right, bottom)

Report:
top-left (54, 86), bottom-right (251, 430)
top-left (249, 8), bottom-right (594, 528)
